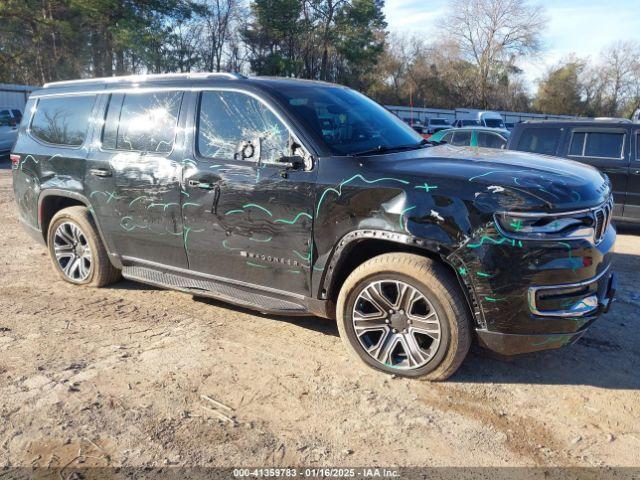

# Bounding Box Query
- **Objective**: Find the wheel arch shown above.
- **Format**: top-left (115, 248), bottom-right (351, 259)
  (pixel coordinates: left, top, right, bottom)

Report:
top-left (38, 189), bottom-right (122, 268)
top-left (318, 229), bottom-right (480, 325)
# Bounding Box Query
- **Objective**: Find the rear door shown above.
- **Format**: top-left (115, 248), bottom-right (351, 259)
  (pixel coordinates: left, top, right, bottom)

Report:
top-left (625, 129), bottom-right (640, 220)
top-left (564, 127), bottom-right (629, 216)
top-left (85, 90), bottom-right (188, 268)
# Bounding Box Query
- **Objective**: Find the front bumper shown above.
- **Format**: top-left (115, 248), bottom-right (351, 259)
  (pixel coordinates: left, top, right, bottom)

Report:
top-left (476, 270), bottom-right (617, 355)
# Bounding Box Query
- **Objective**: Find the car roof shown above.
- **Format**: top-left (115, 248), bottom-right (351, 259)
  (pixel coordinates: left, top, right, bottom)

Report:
top-left (33, 72), bottom-right (344, 97)
top-left (439, 126), bottom-right (508, 134)
top-left (520, 118), bottom-right (634, 127)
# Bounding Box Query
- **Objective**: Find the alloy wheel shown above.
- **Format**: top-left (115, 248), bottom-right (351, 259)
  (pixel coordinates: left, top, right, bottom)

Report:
top-left (352, 279), bottom-right (442, 370)
top-left (53, 221), bottom-right (92, 282)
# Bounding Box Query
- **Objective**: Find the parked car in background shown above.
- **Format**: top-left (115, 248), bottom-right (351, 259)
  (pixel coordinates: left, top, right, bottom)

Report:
top-left (430, 127), bottom-right (510, 149)
top-left (451, 119), bottom-right (481, 128)
top-left (425, 118), bottom-right (450, 134)
top-left (11, 73), bottom-right (616, 380)
top-left (0, 108), bottom-right (21, 156)
top-left (508, 119), bottom-right (640, 222)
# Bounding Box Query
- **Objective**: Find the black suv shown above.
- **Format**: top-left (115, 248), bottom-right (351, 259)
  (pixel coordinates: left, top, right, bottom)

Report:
top-left (12, 73), bottom-right (617, 380)
top-left (509, 119), bottom-right (640, 222)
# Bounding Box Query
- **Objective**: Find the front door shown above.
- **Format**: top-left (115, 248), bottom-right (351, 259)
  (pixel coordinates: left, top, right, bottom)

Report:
top-left (565, 127), bottom-right (630, 216)
top-left (85, 91), bottom-right (188, 268)
top-left (181, 90), bottom-right (316, 296)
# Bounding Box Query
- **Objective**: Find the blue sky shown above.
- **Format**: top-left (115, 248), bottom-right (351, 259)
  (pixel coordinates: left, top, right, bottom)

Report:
top-left (384, 0), bottom-right (640, 91)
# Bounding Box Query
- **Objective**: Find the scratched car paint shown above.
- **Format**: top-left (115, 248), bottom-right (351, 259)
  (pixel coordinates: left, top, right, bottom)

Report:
top-left (11, 74), bottom-right (616, 380)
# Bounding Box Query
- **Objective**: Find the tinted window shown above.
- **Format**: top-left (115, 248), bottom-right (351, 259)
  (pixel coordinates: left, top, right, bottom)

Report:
top-left (30, 96), bottom-right (94, 146)
top-left (477, 132), bottom-right (506, 149)
top-left (11, 110), bottom-right (22, 123)
top-left (0, 110), bottom-right (11, 127)
top-left (441, 132), bottom-right (454, 143)
top-left (569, 132), bottom-right (586, 156)
top-left (102, 91), bottom-right (182, 152)
top-left (584, 132), bottom-right (624, 158)
top-left (462, 120), bottom-right (481, 126)
top-left (484, 118), bottom-right (505, 129)
top-left (431, 119), bottom-right (448, 125)
top-left (198, 91), bottom-right (290, 162)
top-left (272, 86), bottom-right (422, 155)
top-left (516, 127), bottom-right (561, 155)
top-left (637, 133), bottom-right (639, 160)
top-left (451, 131), bottom-right (472, 146)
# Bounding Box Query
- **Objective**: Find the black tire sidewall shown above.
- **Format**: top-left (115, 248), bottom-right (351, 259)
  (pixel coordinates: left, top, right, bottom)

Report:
top-left (47, 213), bottom-right (97, 285)
top-left (341, 271), bottom-right (452, 378)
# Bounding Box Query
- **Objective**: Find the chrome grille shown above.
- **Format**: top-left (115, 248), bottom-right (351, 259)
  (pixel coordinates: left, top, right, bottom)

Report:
top-left (593, 198), bottom-right (613, 244)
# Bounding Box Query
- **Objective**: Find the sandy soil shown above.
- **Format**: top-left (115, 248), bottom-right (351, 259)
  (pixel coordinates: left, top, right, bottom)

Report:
top-left (0, 163), bottom-right (638, 469)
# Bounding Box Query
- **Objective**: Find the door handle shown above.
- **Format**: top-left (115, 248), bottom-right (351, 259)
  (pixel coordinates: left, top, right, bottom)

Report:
top-left (188, 179), bottom-right (216, 190)
top-left (90, 168), bottom-right (112, 177)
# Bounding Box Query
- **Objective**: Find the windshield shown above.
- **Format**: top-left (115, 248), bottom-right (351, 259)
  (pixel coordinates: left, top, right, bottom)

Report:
top-left (462, 120), bottom-right (481, 126)
top-left (431, 119), bottom-right (448, 125)
top-left (484, 118), bottom-right (505, 129)
top-left (273, 85), bottom-right (423, 155)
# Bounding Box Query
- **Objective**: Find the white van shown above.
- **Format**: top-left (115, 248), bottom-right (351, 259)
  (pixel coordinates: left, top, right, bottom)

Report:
top-left (455, 109), bottom-right (506, 129)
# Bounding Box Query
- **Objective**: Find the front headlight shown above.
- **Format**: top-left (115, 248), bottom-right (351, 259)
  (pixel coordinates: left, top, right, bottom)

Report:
top-left (494, 209), bottom-right (600, 241)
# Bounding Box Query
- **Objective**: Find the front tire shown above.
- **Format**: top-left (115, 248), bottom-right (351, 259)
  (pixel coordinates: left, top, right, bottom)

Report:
top-left (47, 206), bottom-right (121, 287)
top-left (336, 253), bottom-right (471, 381)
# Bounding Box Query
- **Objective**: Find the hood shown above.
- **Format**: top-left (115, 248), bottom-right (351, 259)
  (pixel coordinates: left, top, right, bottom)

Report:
top-left (370, 145), bottom-right (611, 212)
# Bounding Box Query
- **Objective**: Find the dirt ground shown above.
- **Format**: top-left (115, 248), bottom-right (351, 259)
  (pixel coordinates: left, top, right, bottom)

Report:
top-left (0, 163), bottom-right (639, 469)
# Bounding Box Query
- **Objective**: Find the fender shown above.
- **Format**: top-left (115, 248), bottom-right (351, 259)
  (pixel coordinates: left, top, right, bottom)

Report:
top-left (317, 228), bottom-right (483, 327)
top-left (37, 189), bottom-right (123, 269)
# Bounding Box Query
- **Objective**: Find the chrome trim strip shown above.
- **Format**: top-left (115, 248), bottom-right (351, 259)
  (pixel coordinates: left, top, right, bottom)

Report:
top-left (43, 72), bottom-right (243, 88)
top-left (527, 265), bottom-right (611, 318)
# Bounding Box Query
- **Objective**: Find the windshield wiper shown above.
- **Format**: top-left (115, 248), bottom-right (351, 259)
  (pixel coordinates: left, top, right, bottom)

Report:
top-left (350, 139), bottom-right (430, 157)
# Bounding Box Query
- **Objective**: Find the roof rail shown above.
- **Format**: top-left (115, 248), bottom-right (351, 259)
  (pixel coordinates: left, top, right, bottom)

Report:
top-left (43, 72), bottom-right (246, 88)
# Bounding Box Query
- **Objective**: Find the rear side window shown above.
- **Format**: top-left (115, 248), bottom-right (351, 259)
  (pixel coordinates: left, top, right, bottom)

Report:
top-left (197, 91), bottom-right (290, 162)
top-left (516, 127), bottom-right (561, 155)
top-left (477, 132), bottom-right (507, 149)
top-left (441, 132), bottom-right (453, 143)
top-left (30, 96), bottom-right (95, 146)
top-left (11, 110), bottom-right (22, 123)
top-left (102, 91), bottom-right (182, 152)
top-left (450, 131), bottom-right (471, 146)
top-left (584, 132), bottom-right (624, 158)
top-left (569, 131), bottom-right (625, 159)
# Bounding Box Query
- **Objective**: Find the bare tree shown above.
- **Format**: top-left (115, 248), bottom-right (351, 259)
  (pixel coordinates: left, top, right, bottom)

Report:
top-left (599, 41), bottom-right (639, 116)
top-left (441, 0), bottom-right (546, 108)
top-left (200, 0), bottom-right (239, 72)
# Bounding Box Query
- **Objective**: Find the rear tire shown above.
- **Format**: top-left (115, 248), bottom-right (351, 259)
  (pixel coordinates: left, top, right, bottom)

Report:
top-left (47, 206), bottom-right (121, 287)
top-left (336, 253), bottom-right (471, 381)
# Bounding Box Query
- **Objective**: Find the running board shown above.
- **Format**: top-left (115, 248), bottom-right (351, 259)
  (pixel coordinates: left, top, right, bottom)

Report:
top-left (122, 265), bottom-right (308, 315)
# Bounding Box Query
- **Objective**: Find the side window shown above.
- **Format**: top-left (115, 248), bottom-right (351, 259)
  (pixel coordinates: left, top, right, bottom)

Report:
top-left (584, 132), bottom-right (624, 158)
top-left (477, 132), bottom-right (506, 149)
top-left (30, 96), bottom-right (95, 146)
top-left (0, 110), bottom-right (11, 127)
top-left (516, 127), bottom-right (561, 155)
top-left (198, 91), bottom-right (290, 163)
top-left (11, 110), bottom-right (22, 123)
top-left (450, 131), bottom-right (471, 146)
top-left (637, 132), bottom-right (639, 160)
top-left (441, 132), bottom-right (453, 143)
top-left (102, 91), bottom-right (182, 152)
top-left (569, 132), bottom-right (586, 156)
